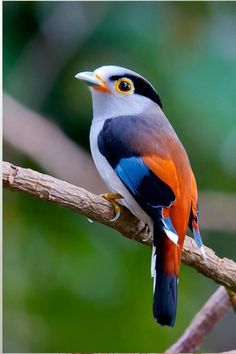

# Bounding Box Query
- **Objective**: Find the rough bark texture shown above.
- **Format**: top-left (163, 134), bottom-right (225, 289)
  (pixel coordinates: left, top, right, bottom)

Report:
top-left (3, 161), bottom-right (236, 291)
top-left (165, 286), bottom-right (232, 354)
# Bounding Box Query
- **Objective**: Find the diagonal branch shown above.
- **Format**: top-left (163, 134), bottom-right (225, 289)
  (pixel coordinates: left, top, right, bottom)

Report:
top-left (165, 286), bottom-right (233, 354)
top-left (3, 161), bottom-right (236, 291)
top-left (4, 93), bottom-right (236, 234)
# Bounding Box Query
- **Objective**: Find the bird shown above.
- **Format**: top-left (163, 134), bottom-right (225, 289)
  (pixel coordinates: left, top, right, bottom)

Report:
top-left (75, 65), bottom-right (205, 327)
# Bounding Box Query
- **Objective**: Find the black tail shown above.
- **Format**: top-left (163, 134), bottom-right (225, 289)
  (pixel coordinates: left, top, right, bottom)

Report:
top-left (152, 228), bottom-right (178, 326)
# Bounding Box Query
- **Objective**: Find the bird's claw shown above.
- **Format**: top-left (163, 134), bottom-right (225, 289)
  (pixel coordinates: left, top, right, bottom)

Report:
top-left (100, 193), bottom-right (123, 222)
top-left (109, 204), bottom-right (121, 222)
top-left (142, 224), bottom-right (152, 242)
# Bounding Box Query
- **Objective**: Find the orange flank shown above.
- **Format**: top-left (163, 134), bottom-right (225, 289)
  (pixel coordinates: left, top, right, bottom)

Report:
top-left (142, 155), bottom-right (180, 200)
top-left (143, 154), bottom-right (193, 275)
top-left (162, 207), bottom-right (170, 219)
top-left (161, 208), bottom-right (181, 275)
top-left (190, 170), bottom-right (198, 218)
top-left (162, 237), bottom-right (181, 275)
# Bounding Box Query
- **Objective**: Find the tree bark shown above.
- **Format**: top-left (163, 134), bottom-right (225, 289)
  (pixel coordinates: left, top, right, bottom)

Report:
top-left (3, 161), bottom-right (236, 292)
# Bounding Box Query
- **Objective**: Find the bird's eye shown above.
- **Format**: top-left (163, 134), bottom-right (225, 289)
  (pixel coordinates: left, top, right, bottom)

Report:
top-left (115, 78), bottom-right (134, 95)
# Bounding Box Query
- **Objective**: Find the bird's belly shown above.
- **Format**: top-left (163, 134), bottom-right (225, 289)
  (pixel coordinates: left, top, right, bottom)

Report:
top-left (90, 121), bottom-right (153, 231)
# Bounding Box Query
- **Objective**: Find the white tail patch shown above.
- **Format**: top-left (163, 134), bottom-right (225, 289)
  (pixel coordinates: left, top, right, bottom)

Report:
top-left (162, 217), bottom-right (179, 245)
top-left (164, 228), bottom-right (179, 245)
top-left (151, 245), bottom-right (156, 278)
top-left (151, 245), bottom-right (156, 293)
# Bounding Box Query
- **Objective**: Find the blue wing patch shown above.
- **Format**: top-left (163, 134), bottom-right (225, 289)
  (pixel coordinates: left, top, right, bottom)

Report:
top-left (115, 157), bottom-right (175, 216)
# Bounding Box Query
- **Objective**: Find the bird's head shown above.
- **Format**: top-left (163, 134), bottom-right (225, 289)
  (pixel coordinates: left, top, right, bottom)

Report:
top-left (75, 65), bottom-right (162, 121)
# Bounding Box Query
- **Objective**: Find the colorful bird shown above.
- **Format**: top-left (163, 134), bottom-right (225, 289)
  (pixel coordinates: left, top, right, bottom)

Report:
top-left (75, 65), bottom-right (205, 326)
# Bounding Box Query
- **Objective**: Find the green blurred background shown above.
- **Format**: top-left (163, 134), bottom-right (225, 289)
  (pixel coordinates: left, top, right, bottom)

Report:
top-left (3, 1), bottom-right (236, 352)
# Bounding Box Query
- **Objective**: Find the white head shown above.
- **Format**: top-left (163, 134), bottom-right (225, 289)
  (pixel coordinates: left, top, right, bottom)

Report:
top-left (75, 65), bottom-right (163, 122)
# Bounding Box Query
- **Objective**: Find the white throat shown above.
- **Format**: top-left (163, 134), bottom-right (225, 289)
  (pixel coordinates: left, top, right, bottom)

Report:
top-left (91, 89), bottom-right (158, 122)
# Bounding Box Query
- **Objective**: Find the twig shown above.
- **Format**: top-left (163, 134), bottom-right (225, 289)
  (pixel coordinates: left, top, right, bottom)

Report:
top-left (3, 161), bottom-right (236, 292)
top-left (165, 286), bottom-right (232, 354)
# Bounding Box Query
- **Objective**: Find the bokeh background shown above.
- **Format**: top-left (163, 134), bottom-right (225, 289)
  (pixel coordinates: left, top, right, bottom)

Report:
top-left (3, 1), bottom-right (236, 352)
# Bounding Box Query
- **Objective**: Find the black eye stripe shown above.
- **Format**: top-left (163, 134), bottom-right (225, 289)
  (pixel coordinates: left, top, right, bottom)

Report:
top-left (110, 74), bottom-right (162, 109)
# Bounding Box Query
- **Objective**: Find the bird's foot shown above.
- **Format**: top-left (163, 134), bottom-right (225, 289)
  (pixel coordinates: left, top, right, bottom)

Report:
top-left (142, 224), bottom-right (152, 242)
top-left (100, 193), bottom-right (123, 222)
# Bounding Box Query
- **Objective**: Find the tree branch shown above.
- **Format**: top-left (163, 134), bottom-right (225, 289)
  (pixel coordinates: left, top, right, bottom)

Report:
top-left (165, 286), bottom-right (233, 354)
top-left (3, 161), bottom-right (236, 291)
top-left (4, 94), bottom-right (236, 233)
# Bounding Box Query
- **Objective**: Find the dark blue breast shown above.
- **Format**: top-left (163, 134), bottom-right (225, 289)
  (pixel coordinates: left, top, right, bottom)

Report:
top-left (98, 117), bottom-right (139, 167)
